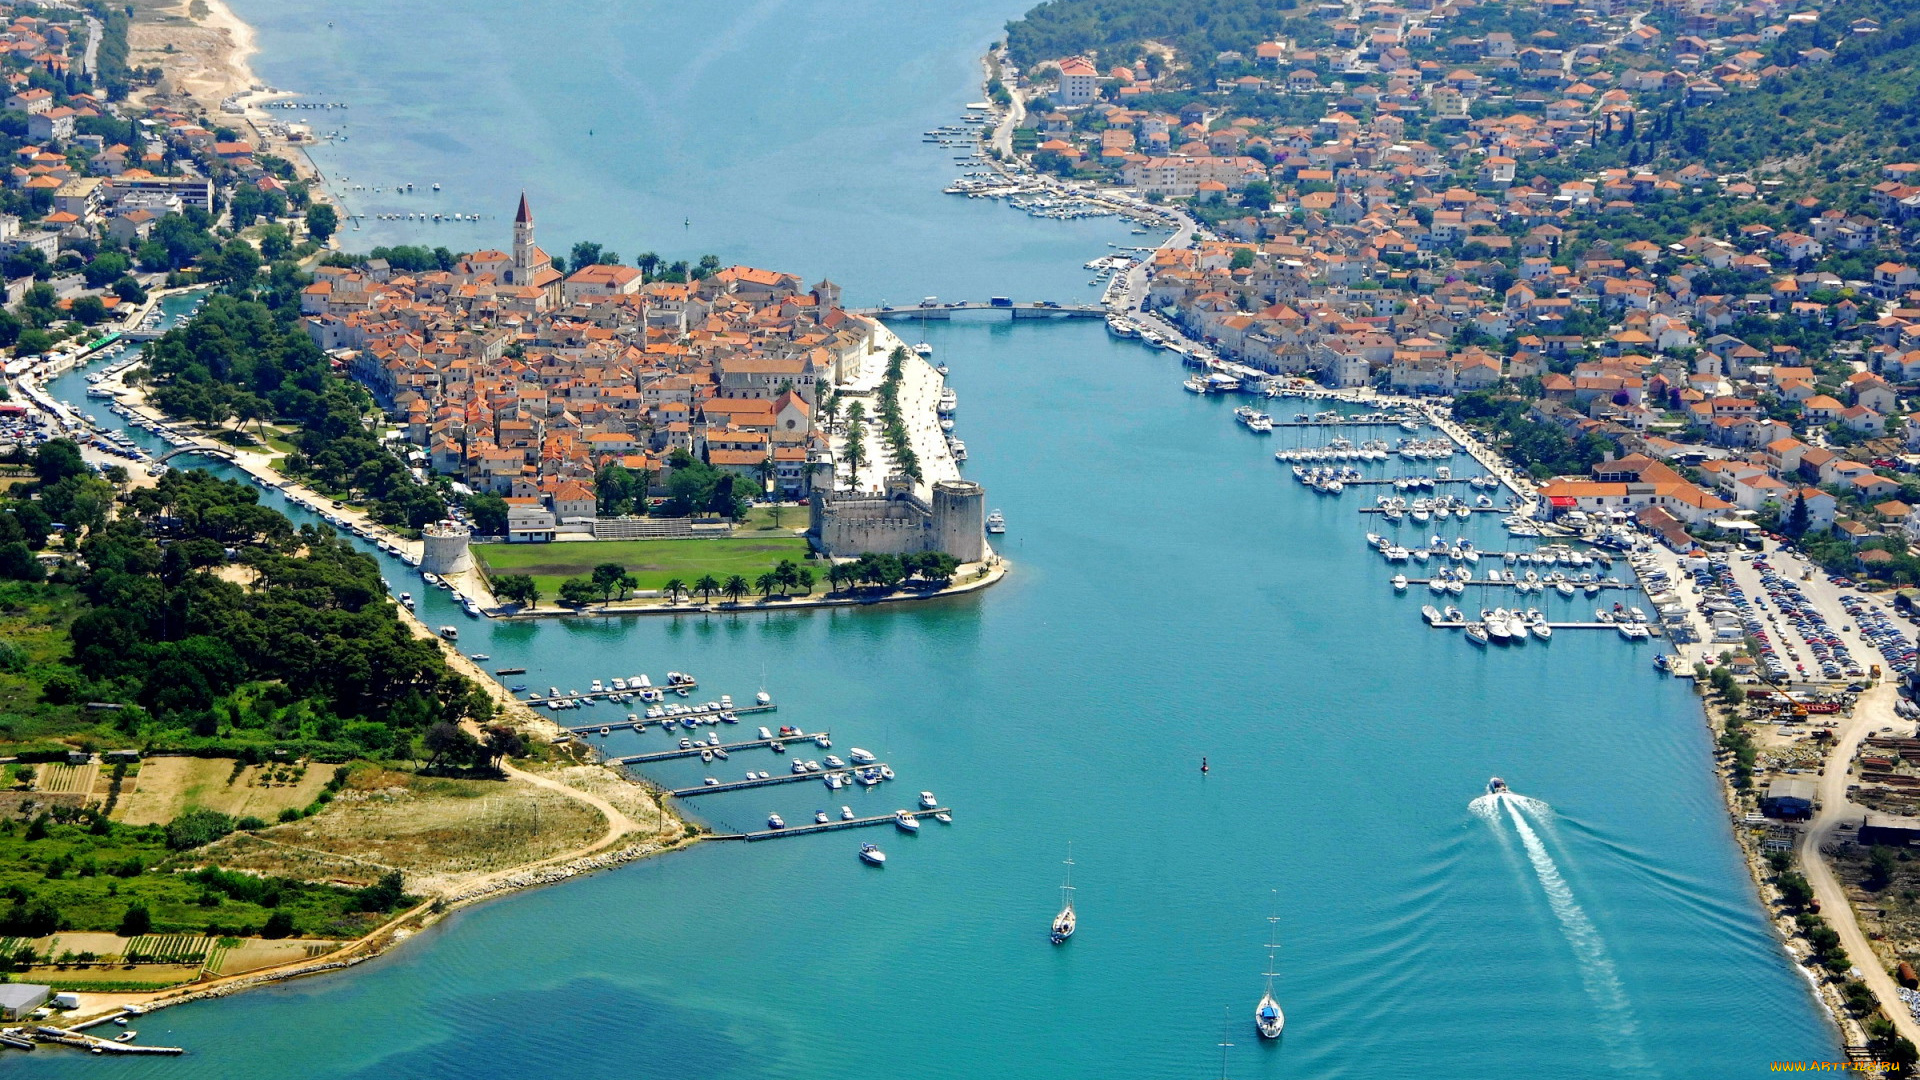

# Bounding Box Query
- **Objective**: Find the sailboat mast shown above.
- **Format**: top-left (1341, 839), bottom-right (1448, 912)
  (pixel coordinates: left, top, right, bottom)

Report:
top-left (1218, 1005), bottom-right (1234, 1080)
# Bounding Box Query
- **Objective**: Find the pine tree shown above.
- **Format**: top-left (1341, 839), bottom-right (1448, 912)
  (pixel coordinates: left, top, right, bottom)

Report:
top-left (1786, 492), bottom-right (1810, 537)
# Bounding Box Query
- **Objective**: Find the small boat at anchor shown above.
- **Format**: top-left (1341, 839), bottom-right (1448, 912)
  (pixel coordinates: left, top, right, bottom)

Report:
top-left (1051, 844), bottom-right (1076, 944)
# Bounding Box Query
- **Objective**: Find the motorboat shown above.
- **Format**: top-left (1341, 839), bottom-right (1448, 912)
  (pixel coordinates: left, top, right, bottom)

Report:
top-left (1487, 777), bottom-right (1508, 795)
top-left (919, 791), bottom-right (939, 809)
top-left (860, 842), bottom-right (887, 866)
top-left (1051, 845), bottom-right (1077, 945)
top-left (894, 810), bottom-right (920, 833)
top-left (1465, 622), bottom-right (1489, 646)
top-left (986, 509), bottom-right (1007, 534)
top-left (815, 811), bottom-right (831, 824)
top-left (841, 805), bottom-right (856, 820)
top-left (849, 747), bottom-right (877, 765)
top-left (1392, 574), bottom-right (1408, 592)
top-left (767, 814), bottom-right (786, 830)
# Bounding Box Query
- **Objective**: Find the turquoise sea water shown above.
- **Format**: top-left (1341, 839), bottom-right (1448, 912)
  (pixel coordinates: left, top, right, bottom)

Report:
top-left (19, 1), bottom-right (1838, 1074)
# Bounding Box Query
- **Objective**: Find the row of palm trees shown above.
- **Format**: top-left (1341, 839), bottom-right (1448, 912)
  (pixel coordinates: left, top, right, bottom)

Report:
top-left (660, 559), bottom-right (817, 605)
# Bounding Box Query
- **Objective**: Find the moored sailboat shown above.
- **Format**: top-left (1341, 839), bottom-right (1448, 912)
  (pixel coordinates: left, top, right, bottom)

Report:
top-left (1255, 895), bottom-right (1285, 1039)
top-left (1051, 844), bottom-right (1076, 944)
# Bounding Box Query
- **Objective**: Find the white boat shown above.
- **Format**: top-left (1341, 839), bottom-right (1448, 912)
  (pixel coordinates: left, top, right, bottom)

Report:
top-left (1255, 898), bottom-right (1285, 1039)
top-left (894, 810), bottom-right (920, 833)
top-left (1465, 622), bottom-right (1489, 646)
top-left (849, 747), bottom-right (876, 765)
top-left (842, 805), bottom-right (856, 820)
top-left (860, 842), bottom-right (887, 866)
top-left (1421, 604), bottom-right (1442, 624)
top-left (1392, 574), bottom-right (1408, 592)
top-left (1051, 845), bottom-right (1076, 944)
top-left (767, 813), bottom-right (786, 830)
top-left (986, 509), bottom-right (1007, 534)
top-left (919, 791), bottom-right (939, 809)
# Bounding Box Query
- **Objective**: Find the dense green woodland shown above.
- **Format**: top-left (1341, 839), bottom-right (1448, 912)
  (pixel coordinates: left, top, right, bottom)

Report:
top-left (141, 294), bottom-right (448, 529)
top-left (0, 442), bottom-right (492, 760)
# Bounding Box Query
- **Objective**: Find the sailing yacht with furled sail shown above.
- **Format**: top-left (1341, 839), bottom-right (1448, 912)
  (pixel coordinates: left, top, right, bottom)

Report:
top-left (1254, 896), bottom-right (1285, 1038)
top-left (1050, 845), bottom-right (1076, 944)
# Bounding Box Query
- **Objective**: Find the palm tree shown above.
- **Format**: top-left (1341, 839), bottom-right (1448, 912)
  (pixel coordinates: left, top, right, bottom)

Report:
top-left (695, 574), bottom-right (720, 603)
top-left (722, 574), bottom-right (749, 604)
top-left (755, 571), bottom-right (779, 598)
top-left (662, 577), bottom-right (686, 605)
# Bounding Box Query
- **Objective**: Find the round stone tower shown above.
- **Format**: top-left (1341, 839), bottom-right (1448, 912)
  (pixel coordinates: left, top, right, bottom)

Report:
top-left (931, 479), bottom-right (987, 564)
top-left (421, 521), bottom-right (473, 576)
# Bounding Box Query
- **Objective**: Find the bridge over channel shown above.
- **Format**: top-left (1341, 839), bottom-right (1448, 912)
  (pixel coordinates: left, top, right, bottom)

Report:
top-left (154, 444), bottom-right (237, 464)
top-left (851, 302), bottom-right (1106, 321)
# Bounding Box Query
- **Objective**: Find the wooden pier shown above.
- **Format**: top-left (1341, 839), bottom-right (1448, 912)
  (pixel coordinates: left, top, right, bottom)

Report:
top-left (526, 678), bottom-right (704, 704)
top-left (1270, 420), bottom-right (1429, 429)
top-left (31, 1026), bottom-right (183, 1055)
top-left (666, 763), bottom-right (888, 798)
top-left (1400, 579), bottom-right (1631, 590)
top-left (1427, 620), bottom-right (1662, 633)
top-left (561, 701), bottom-right (776, 735)
top-left (721, 807), bottom-right (953, 842)
top-left (1322, 477), bottom-right (1482, 487)
top-left (611, 732), bottom-right (829, 764)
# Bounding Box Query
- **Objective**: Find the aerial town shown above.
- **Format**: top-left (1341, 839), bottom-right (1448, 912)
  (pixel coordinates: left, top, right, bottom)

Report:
top-left (3, 0), bottom-right (1920, 1069)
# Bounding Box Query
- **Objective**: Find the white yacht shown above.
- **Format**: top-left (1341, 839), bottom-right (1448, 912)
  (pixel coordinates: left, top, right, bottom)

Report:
top-left (986, 509), bottom-right (1007, 534)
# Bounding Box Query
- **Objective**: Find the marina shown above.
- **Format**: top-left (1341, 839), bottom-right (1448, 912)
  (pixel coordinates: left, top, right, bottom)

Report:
top-left (611, 732), bottom-right (830, 764)
top-left (664, 764), bottom-right (894, 798)
top-left (724, 807), bottom-right (953, 842)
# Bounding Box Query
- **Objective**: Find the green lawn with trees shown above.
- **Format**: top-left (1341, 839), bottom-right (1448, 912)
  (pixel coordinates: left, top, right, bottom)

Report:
top-left (475, 537), bottom-right (811, 601)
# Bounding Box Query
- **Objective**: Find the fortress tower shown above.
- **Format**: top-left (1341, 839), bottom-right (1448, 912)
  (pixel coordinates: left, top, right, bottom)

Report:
top-left (421, 521), bottom-right (473, 577)
top-left (932, 479), bottom-right (987, 563)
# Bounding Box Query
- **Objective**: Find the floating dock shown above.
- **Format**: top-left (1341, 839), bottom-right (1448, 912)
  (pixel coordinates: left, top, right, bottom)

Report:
top-left (611, 732), bottom-right (830, 764)
top-left (1400, 579), bottom-right (1632, 591)
top-left (721, 807), bottom-right (953, 842)
top-left (667, 763), bottom-right (889, 798)
top-left (562, 702), bottom-right (776, 735)
top-left (1270, 420), bottom-right (1429, 429)
top-left (30, 1026), bottom-right (183, 1055)
top-left (1427, 620), bottom-right (1662, 633)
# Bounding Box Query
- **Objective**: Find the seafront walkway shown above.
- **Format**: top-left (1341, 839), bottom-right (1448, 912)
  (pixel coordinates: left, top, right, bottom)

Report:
top-left (830, 322), bottom-right (960, 496)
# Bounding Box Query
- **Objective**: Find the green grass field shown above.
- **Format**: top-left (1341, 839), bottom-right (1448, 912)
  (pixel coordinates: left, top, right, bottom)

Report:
top-left (475, 536), bottom-right (813, 598)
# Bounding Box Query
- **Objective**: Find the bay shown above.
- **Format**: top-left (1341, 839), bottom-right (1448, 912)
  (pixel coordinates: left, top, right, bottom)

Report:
top-left (17, 0), bottom-right (1836, 1074)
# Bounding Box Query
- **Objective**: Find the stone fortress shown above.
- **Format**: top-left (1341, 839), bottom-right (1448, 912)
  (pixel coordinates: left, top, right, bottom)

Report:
top-left (808, 466), bottom-right (988, 564)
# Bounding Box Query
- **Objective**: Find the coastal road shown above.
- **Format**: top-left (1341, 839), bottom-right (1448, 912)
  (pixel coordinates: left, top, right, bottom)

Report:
top-left (1722, 543), bottom-right (1920, 1045)
top-left (1797, 674), bottom-right (1920, 1047)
